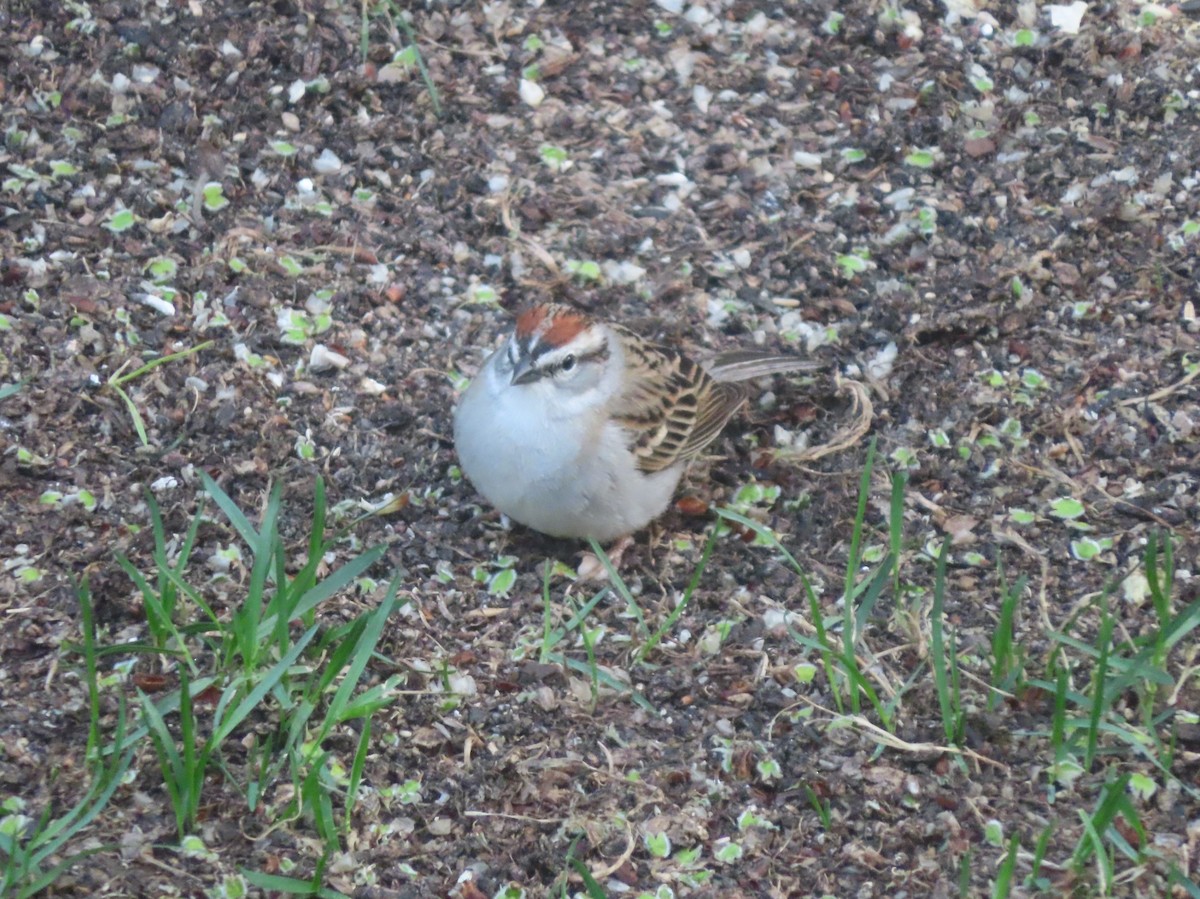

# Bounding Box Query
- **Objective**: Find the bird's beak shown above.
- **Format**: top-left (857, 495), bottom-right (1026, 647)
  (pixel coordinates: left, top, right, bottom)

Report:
top-left (510, 356), bottom-right (538, 386)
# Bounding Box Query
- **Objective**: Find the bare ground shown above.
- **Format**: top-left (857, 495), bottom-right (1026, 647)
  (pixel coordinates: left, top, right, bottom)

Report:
top-left (2, 1), bottom-right (1200, 896)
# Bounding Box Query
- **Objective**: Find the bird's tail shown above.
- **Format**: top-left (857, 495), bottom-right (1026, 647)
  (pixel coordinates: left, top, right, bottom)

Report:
top-left (706, 350), bottom-right (820, 383)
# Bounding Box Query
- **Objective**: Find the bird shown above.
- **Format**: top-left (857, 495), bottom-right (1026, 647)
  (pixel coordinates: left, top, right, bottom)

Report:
top-left (453, 303), bottom-right (818, 559)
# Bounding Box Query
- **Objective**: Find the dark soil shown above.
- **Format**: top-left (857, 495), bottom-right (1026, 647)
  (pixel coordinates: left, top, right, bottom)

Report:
top-left (2, 1), bottom-right (1199, 896)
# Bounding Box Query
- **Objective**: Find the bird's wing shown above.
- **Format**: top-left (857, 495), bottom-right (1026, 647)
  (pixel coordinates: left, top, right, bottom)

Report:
top-left (611, 331), bottom-right (747, 474)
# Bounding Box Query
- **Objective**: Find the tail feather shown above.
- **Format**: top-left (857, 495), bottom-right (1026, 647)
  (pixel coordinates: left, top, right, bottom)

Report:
top-left (705, 349), bottom-right (820, 383)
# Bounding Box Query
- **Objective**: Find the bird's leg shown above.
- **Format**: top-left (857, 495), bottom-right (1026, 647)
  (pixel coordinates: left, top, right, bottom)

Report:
top-left (576, 535), bottom-right (635, 582)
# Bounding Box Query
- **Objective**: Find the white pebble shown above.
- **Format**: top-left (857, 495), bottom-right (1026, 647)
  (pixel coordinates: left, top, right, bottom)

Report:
top-left (313, 148), bottom-right (343, 174)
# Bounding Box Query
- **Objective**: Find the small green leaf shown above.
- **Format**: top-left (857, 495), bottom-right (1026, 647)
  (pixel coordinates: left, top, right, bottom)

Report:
top-left (1127, 773), bottom-right (1156, 801)
top-left (1049, 757), bottom-right (1083, 787)
top-left (644, 831), bottom-right (671, 858)
top-left (904, 149), bottom-right (936, 168)
top-left (1049, 497), bottom-right (1085, 520)
top-left (998, 418), bottom-right (1023, 439)
top-left (105, 208), bottom-right (137, 232)
top-left (488, 568), bottom-right (516, 596)
top-left (738, 807), bottom-right (774, 830)
top-left (822, 11), bottom-right (844, 34)
top-left (565, 259), bottom-right (602, 282)
top-left (861, 544), bottom-right (886, 563)
top-left (397, 779), bottom-right (422, 804)
top-left (984, 819), bottom-right (1004, 845)
top-left (1070, 536), bottom-right (1112, 561)
top-left (18, 567), bottom-right (43, 583)
top-left (146, 256), bottom-right (177, 281)
top-left (1021, 369), bottom-right (1048, 390)
top-left (835, 255), bottom-right (864, 278)
top-left (50, 159), bottom-right (79, 178)
top-left (469, 284), bottom-right (498, 305)
top-left (180, 834), bottom-right (214, 860)
top-left (755, 758), bottom-right (782, 781)
top-left (714, 839), bottom-right (743, 863)
top-left (272, 141), bottom-right (299, 156)
top-left (394, 45), bottom-right (419, 68)
top-left (841, 147), bottom-right (867, 164)
top-left (917, 206), bottom-right (937, 235)
top-left (203, 182), bottom-right (229, 211)
top-left (539, 144), bottom-right (570, 170)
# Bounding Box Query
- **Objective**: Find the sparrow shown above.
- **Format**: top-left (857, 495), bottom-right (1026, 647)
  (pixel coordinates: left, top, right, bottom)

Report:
top-left (453, 303), bottom-right (817, 553)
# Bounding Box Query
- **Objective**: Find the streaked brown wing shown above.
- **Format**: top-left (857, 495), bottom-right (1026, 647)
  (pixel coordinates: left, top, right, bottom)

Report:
top-left (612, 331), bottom-right (748, 474)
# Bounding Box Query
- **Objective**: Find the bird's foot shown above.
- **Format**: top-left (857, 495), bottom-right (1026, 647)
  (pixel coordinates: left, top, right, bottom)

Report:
top-left (576, 535), bottom-right (635, 582)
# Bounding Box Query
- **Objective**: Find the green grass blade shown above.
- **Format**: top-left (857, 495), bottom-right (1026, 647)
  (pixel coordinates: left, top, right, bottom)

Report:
top-left (200, 471), bottom-right (260, 547)
top-left (1084, 604), bottom-right (1115, 771)
top-left (109, 382), bottom-right (149, 446)
top-left (210, 624), bottom-right (319, 749)
top-left (344, 718), bottom-right (371, 831)
top-left (569, 858), bottom-right (608, 899)
top-left (888, 470), bottom-right (906, 600)
top-left (315, 587), bottom-right (400, 742)
top-left (109, 340), bottom-right (213, 386)
top-left (991, 831), bottom-right (1019, 899)
top-left (843, 436), bottom-right (876, 578)
top-left (139, 688), bottom-right (190, 834)
top-left (73, 578), bottom-right (102, 764)
top-left (637, 524), bottom-right (718, 662)
top-left (586, 538), bottom-right (647, 639)
top-left (242, 868), bottom-right (323, 894)
top-left (930, 538), bottom-right (958, 745)
top-left (545, 653), bottom-right (655, 713)
top-left (266, 546), bottom-right (387, 634)
top-left (713, 507), bottom-right (806, 577)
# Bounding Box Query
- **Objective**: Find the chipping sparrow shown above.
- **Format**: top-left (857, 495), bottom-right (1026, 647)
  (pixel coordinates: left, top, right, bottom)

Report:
top-left (453, 304), bottom-right (817, 547)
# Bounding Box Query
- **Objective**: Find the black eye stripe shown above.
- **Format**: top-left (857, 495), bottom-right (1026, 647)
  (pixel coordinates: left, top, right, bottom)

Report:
top-left (526, 343), bottom-right (609, 375)
top-left (577, 345), bottom-right (609, 365)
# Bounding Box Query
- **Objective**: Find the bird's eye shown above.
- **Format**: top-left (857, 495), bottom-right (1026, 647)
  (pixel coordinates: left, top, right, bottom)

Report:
top-left (560, 354), bottom-right (577, 372)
